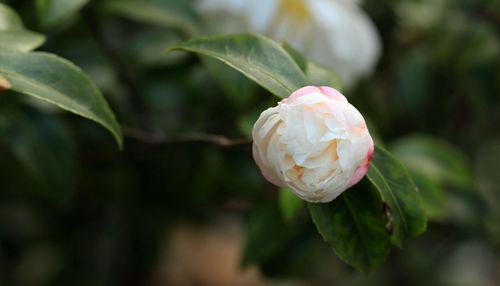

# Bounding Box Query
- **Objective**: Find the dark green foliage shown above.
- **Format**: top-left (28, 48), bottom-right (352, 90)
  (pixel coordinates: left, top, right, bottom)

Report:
top-left (309, 186), bottom-right (390, 273)
top-left (367, 146), bottom-right (427, 247)
top-left (168, 34), bottom-right (307, 98)
top-left (0, 0), bottom-right (498, 285)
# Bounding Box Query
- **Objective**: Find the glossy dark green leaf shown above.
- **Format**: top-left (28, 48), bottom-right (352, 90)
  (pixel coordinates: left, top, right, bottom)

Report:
top-left (279, 188), bottom-right (304, 223)
top-left (0, 30), bottom-right (45, 52)
top-left (36, 0), bottom-right (90, 28)
top-left (282, 42), bottom-right (343, 90)
top-left (308, 187), bottom-right (390, 273)
top-left (0, 51), bottom-right (122, 148)
top-left (367, 146), bottom-right (427, 247)
top-left (0, 107), bottom-right (76, 196)
top-left (392, 135), bottom-right (473, 187)
top-left (167, 34), bottom-right (308, 98)
top-left (103, 0), bottom-right (200, 34)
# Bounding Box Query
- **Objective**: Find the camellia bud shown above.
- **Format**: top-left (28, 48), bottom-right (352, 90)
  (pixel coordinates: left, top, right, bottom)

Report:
top-left (252, 86), bottom-right (374, 203)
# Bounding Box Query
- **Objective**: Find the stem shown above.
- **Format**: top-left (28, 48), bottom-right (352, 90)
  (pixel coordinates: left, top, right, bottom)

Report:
top-left (122, 127), bottom-right (252, 148)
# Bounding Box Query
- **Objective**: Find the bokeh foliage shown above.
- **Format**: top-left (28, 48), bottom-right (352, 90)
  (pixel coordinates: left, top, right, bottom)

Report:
top-left (0, 0), bottom-right (499, 285)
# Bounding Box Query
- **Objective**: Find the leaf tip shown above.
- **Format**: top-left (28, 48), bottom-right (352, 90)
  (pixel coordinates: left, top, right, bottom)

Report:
top-left (163, 44), bottom-right (183, 55)
top-left (111, 127), bottom-right (124, 150)
top-left (116, 136), bottom-right (124, 150)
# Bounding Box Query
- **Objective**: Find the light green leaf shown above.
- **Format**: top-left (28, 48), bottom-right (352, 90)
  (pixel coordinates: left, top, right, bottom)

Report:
top-left (103, 0), bottom-right (200, 34)
top-left (0, 107), bottom-right (76, 196)
top-left (308, 187), bottom-right (390, 273)
top-left (0, 50), bottom-right (122, 148)
top-left (0, 3), bottom-right (24, 30)
top-left (391, 135), bottom-right (473, 187)
top-left (367, 146), bottom-right (427, 247)
top-left (0, 30), bottom-right (45, 52)
top-left (279, 188), bottom-right (304, 223)
top-left (282, 42), bottom-right (343, 90)
top-left (167, 34), bottom-right (308, 98)
top-left (0, 3), bottom-right (45, 52)
top-left (36, 0), bottom-right (90, 28)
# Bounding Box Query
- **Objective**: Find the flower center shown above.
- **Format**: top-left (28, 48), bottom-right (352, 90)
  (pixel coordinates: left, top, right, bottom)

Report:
top-left (278, 0), bottom-right (311, 23)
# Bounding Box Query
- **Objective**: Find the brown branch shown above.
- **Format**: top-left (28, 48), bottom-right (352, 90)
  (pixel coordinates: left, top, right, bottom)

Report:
top-left (122, 127), bottom-right (252, 147)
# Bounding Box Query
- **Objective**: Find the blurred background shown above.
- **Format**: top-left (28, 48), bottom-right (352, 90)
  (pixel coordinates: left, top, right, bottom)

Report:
top-left (0, 0), bottom-right (499, 285)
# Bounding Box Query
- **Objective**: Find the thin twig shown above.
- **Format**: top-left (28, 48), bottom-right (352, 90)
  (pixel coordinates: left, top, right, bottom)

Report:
top-left (122, 127), bottom-right (252, 147)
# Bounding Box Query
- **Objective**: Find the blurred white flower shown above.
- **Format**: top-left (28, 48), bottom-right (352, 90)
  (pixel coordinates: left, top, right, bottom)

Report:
top-left (252, 86), bottom-right (373, 203)
top-left (198, 0), bottom-right (381, 86)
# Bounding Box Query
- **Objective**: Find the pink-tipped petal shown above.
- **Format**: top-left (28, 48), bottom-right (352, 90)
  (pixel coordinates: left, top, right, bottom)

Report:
top-left (284, 86), bottom-right (321, 103)
top-left (366, 140), bottom-right (374, 162)
top-left (319, 86), bottom-right (348, 102)
top-left (347, 139), bottom-right (374, 188)
top-left (347, 163), bottom-right (370, 188)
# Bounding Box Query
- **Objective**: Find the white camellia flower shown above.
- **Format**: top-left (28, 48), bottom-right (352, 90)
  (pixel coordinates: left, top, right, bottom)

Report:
top-left (252, 86), bottom-right (374, 203)
top-left (197, 0), bottom-right (381, 86)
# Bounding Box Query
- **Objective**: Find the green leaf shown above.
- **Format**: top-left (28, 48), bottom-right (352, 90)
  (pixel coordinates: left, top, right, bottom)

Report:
top-left (306, 62), bottom-right (343, 90)
top-left (279, 188), bottom-right (304, 223)
top-left (391, 135), bottom-right (472, 187)
top-left (0, 3), bottom-right (24, 30)
top-left (0, 107), bottom-right (76, 197)
top-left (0, 30), bottom-right (46, 52)
top-left (201, 56), bottom-right (256, 107)
top-left (167, 34), bottom-right (308, 98)
top-left (308, 186), bottom-right (390, 273)
top-left (103, 0), bottom-right (200, 35)
top-left (0, 50), bottom-right (122, 148)
top-left (281, 42), bottom-right (307, 70)
top-left (0, 3), bottom-right (46, 52)
top-left (367, 146), bottom-right (427, 247)
top-left (282, 42), bottom-right (343, 90)
top-left (36, 0), bottom-right (90, 28)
